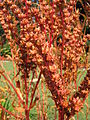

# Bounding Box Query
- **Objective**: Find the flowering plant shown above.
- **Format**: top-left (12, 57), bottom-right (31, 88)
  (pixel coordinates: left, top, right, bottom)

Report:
top-left (0, 0), bottom-right (90, 120)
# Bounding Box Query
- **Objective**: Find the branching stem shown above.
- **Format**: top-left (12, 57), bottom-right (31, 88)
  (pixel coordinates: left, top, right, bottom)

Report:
top-left (0, 72), bottom-right (25, 106)
top-left (29, 71), bottom-right (42, 111)
top-left (0, 104), bottom-right (22, 119)
top-left (59, 6), bottom-right (65, 78)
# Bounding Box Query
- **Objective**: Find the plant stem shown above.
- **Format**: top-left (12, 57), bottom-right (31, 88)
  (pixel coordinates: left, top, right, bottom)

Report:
top-left (86, 95), bottom-right (88, 120)
top-left (58, 110), bottom-right (64, 120)
top-left (77, 113), bottom-right (79, 120)
top-left (29, 71), bottom-right (42, 111)
top-left (25, 0), bottom-right (28, 16)
top-left (25, 109), bottom-right (29, 120)
top-left (25, 73), bottom-right (28, 112)
top-left (0, 72), bottom-right (25, 106)
top-left (0, 104), bottom-right (21, 119)
top-left (24, 0), bottom-right (29, 116)
top-left (41, 80), bottom-right (45, 119)
top-left (59, 6), bottom-right (65, 78)
top-left (28, 72), bottom-right (34, 93)
top-left (49, 1), bottom-right (54, 47)
top-left (44, 23), bottom-right (49, 43)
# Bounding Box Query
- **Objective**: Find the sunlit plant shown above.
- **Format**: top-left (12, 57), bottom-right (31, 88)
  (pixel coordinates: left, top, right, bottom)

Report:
top-left (0, 0), bottom-right (90, 120)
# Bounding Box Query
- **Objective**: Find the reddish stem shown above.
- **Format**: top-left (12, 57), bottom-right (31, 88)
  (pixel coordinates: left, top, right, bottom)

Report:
top-left (0, 72), bottom-right (25, 106)
top-left (36, 88), bottom-right (41, 120)
top-left (77, 113), bottom-right (79, 120)
top-left (44, 23), bottom-right (49, 43)
top-left (49, 33), bottom-right (52, 47)
top-left (25, 0), bottom-right (28, 16)
top-left (41, 80), bottom-right (45, 119)
top-left (35, 14), bottom-right (50, 44)
top-left (86, 95), bottom-right (88, 120)
top-left (0, 104), bottom-right (21, 119)
top-left (25, 2), bottom-right (29, 119)
top-left (59, 6), bottom-right (65, 78)
top-left (49, 1), bottom-right (54, 47)
top-left (25, 73), bottom-right (28, 112)
top-left (58, 110), bottom-right (64, 120)
top-left (28, 72), bottom-right (34, 93)
top-left (58, 5), bottom-right (65, 120)
top-left (29, 71), bottom-right (42, 111)
top-left (25, 109), bottom-right (29, 120)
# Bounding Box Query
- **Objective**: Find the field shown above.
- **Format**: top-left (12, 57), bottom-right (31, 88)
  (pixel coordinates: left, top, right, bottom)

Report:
top-left (0, 61), bottom-right (90, 120)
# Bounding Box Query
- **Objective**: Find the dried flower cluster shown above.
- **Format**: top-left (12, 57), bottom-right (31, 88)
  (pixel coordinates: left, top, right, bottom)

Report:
top-left (0, 0), bottom-right (90, 120)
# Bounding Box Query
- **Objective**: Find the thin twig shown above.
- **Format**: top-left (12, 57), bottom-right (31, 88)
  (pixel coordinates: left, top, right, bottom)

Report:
top-left (29, 71), bottom-right (42, 111)
top-left (28, 72), bottom-right (34, 93)
top-left (59, 5), bottom-right (65, 78)
top-left (0, 104), bottom-right (22, 119)
top-left (0, 72), bottom-right (25, 106)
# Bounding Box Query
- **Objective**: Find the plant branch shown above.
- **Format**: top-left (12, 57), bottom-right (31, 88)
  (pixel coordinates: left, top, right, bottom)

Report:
top-left (66, 69), bottom-right (90, 119)
top-left (0, 104), bottom-right (21, 119)
top-left (28, 71), bottom-right (34, 93)
top-left (41, 80), bottom-right (45, 119)
top-left (25, 73), bottom-right (28, 110)
top-left (0, 72), bottom-right (25, 106)
top-left (25, 0), bottom-right (28, 16)
top-left (49, 1), bottom-right (54, 47)
top-left (29, 71), bottom-right (42, 111)
top-left (59, 5), bottom-right (65, 78)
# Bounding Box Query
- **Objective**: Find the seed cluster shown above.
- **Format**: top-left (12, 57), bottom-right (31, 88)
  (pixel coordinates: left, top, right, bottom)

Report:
top-left (0, 0), bottom-right (90, 119)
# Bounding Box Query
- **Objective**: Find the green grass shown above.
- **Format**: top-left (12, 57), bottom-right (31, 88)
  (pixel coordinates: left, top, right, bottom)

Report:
top-left (0, 61), bottom-right (90, 120)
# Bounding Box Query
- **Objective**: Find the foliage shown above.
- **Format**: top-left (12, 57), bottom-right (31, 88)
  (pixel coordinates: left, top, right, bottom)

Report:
top-left (0, 24), bottom-right (11, 56)
top-left (0, 0), bottom-right (90, 120)
top-left (0, 24), bottom-right (4, 36)
top-left (0, 41), bottom-right (11, 56)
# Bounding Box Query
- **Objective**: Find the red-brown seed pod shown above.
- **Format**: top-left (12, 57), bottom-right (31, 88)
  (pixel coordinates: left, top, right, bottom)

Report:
top-left (1, 20), bottom-right (5, 25)
top-left (80, 41), bottom-right (84, 46)
top-left (15, 8), bottom-right (20, 14)
top-left (2, 8), bottom-right (7, 13)
top-left (7, 15), bottom-right (11, 21)
top-left (4, 29), bottom-right (9, 33)
top-left (2, 24), bottom-right (8, 30)
top-left (6, 34), bottom-right (11, 40)
top-left (0, 1), bottom-right (89, 119)
top-left (23, 6), bottom-right (26, 11)
top-left (7, 0), bottom-right (12, 5)
top-left (26, 42), bottom-right (32, 48)
top-left (83, 38), bottom-right (87, 42)
top-left (0, 2), bottom-right (3, 7)
top-left (9, 23), bottom-right (13, 29)
top-left (0, 11), bottom-right (3, 15)
top-left (27, 1), bottom-right (31, 6)
top-left (86, 34), bottom-right (90, 39)
top-left (11, 4), bottom-right (17, 9)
